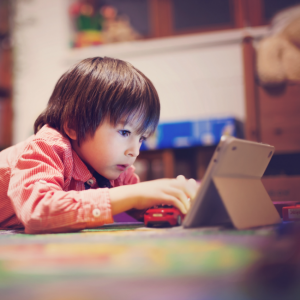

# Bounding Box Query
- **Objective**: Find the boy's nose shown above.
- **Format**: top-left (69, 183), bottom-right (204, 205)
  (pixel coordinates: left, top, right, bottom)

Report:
top-left (125, 142), bottom-right (140, 158)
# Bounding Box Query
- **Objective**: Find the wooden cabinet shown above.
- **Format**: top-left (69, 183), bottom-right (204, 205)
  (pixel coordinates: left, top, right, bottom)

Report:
top-left (243, 38), bottom-right (300, 153)
top-left (243, 37), bottom-right (300, 202)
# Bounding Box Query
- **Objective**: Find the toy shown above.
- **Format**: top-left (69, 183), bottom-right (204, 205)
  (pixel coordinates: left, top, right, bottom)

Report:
top-left (144, 205), bottom-right (185, 227)
top-left (69, 2), bottom-right (140, 48)
top-left (256, 4), bottom-right (300, 86)
top-left (282, 205), bottom-right (300, 221)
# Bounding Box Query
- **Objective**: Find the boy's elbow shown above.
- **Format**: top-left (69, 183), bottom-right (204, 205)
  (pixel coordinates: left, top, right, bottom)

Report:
top-left (24, 219), bottom-right (83, 234)
top-left (22, 216), bottom-right (51, 234)
top-left (22, 212), bottom-right (83, 234)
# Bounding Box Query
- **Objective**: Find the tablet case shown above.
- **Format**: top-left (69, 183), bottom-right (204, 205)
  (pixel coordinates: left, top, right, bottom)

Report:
top-left (184, 137), bottom-right (281, 229)
top-left (213, 177), bottom-right (280, 229)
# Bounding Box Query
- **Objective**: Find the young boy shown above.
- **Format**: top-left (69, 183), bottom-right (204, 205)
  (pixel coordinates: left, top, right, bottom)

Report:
top-left (0, 57), bottom-right (197, 234)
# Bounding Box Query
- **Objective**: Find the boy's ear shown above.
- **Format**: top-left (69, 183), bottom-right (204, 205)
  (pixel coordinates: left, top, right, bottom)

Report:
top-left (64, 123), bottom-right (77, 140)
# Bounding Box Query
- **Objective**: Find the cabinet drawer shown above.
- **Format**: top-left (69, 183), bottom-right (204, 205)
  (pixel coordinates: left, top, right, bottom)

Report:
top-left (262, 176), bottom-right (300, 202)
top-left (258, 84), bottom-right (300, 152)
top-left (260, 114), bottom-right (300, 152)
top-left (258, 84), bottom-right (300, 117)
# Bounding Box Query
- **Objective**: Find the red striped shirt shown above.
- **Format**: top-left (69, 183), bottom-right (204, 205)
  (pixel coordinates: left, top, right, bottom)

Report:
top-left (0, 125), bottom-right (139, 233)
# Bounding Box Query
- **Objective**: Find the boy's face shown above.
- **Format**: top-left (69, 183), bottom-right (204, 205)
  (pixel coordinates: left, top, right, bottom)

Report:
top-left (70, 118), bottom-right (147, 180)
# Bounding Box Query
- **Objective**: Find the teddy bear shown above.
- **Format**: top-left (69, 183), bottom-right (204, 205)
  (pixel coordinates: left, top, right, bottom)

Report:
top-left (256, 5), bottom-right (300, 86)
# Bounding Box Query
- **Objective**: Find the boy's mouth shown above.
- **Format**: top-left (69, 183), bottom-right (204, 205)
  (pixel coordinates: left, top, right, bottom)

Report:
top-left (116, 164), bottom-right (129, 171)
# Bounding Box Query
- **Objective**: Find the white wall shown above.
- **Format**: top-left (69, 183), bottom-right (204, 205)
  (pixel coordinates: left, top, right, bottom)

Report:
top-left (13, 0), bottom-right (267, 144)
top-left (13, 0), bottom-right (70, 143)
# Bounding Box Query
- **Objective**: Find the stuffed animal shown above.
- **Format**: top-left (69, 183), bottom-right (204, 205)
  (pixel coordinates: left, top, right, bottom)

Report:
top-left (256, 5), bottom-right (300, 86)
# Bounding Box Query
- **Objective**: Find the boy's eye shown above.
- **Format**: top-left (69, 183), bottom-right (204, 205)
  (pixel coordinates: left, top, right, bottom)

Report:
top-left (119, 130), bottom-right (130, 137)
top-left (139, 136), bottom-right (147, 142)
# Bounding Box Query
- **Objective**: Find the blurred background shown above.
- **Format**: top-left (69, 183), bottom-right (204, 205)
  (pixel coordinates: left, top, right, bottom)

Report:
top-left (0, 0), bottom-right (300, 202)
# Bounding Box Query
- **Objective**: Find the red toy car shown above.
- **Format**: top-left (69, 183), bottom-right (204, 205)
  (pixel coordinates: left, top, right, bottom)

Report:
top-left (144, 205), bottom-right (185, 227)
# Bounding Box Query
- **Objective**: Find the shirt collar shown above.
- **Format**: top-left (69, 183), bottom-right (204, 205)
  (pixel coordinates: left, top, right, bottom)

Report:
top-left (71, 147), bottom-right (119, 187)
top-left (71, 149), bottom-right (93, 182)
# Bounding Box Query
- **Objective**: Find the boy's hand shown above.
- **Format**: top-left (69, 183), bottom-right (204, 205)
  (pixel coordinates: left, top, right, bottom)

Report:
top-left (176, 175), bottom-right (199, 202)
top-left (109, 176), bottom-right (199, 216)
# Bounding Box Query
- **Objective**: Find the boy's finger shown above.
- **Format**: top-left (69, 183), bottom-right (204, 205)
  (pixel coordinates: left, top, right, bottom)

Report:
top-left (175, 179), bottom-right (198, 201)
top-left (171, 178), bottom-right (194, 203)
top-left (176, 175), bottom-right (186, 182)
top-left (186, 178), bottom-right (199, 200)
top-left (160, 186), bottom-right (189, 214)
top-left (171, 187), bottom-right (190, 212)
top-left (188, 178), bottom-right (197, 185)
top-left (167, 196), bottom-right (188, 214)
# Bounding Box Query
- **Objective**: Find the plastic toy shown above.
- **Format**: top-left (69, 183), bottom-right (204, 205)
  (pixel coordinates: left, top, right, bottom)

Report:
top-left (282, 205), bottom-right (300, 221)
top-left (144, 205), bottom-right (185, 227)
top-left (256, 5), bottom-right (300, 86)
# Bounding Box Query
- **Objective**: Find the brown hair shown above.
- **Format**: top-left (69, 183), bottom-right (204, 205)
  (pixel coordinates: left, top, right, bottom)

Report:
top-left (34, 57), bottom-right (160, 145)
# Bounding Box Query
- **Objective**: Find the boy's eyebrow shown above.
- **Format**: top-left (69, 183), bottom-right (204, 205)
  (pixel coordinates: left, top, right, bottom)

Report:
top-left (140, 130), bottom-right (151, 138)
top-left (117, 121), bottom-right (127, 128)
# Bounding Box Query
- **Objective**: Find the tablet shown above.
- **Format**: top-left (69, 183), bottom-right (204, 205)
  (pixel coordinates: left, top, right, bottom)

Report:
top-left (183, 136), bottom-right (281, 229)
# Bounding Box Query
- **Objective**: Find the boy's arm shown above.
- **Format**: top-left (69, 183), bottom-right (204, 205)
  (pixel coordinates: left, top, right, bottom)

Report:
top-left (113, 169), bottom-right (198, 221)
top-left (8, 139), bottom-right (114, 234)
top-left (109, 177), bottom-right (198, 216)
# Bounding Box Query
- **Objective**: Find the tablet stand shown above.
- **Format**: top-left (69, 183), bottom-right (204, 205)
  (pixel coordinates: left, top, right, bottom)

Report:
top-left (213, 176), bottom-right (281, 229)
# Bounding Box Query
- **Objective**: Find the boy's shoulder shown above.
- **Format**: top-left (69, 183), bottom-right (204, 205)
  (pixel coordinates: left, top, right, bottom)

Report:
top-left (0, 125), bottom-right (72, 170)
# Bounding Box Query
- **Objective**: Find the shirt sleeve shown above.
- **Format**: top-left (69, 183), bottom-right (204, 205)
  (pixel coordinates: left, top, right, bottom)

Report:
top-left (7, 139), bottom-right (114, 234)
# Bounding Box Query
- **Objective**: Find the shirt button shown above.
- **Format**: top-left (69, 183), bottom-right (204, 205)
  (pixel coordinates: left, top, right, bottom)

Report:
top-left (87, 179), bottom-right (94, 185)
top-left (92, 208), bottom-right (101, 218)
top-left (39, 180), bottom-right (47, 184)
